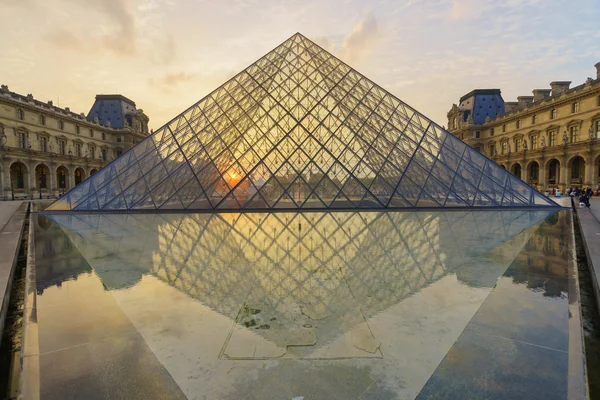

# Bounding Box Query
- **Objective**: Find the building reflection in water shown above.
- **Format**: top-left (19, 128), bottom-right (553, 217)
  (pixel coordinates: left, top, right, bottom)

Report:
top-left (503, 211), bottom-right (570, 298)
top-left (42, 210), bottom-right (555, 358)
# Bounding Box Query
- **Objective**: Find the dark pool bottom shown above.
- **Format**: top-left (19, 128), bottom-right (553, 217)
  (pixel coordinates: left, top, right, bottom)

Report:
top-left (22, 209), bottom-right (586, 399)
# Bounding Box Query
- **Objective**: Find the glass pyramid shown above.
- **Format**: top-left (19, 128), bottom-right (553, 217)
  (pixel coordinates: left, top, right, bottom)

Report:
top-left (45, 33), bottom-right (558, 212)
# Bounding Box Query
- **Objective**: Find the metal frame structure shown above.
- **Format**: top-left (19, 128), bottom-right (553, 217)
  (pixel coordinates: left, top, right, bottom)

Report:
top-left (44, 33), bottom-right (559, 213)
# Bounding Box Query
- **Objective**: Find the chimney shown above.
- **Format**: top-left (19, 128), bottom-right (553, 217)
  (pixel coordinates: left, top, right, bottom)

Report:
top-left (550, 81), bottom-right (571, 96)
top-left (517, 96), bottom-right (534, 107)
top-left (532, 89), bottom-right (551, 102)
top-left (595, 62), bottom-right (600, 80)
top-left (504, 102), bottom-right (518, 113)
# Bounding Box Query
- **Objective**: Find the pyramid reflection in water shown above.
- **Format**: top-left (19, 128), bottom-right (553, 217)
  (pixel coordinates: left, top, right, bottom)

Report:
top-left (50, 209), bottom-right (553, 358)
top-left (45, 33), bottom-right (557, 212)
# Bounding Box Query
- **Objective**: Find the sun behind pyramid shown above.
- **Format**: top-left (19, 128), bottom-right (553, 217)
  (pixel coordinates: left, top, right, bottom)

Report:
top-left (44, 33), bottom-right (559, 212)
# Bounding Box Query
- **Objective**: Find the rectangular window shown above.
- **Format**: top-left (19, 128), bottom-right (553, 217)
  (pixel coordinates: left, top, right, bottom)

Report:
top-left (40, 137), bottom-right (47, 152)
top-left (75, 143), bottom-right (81, 157)
top-left (596, 121), bottom-right (600, 139)
top-left (570, 126), bottom-right (579, 143)
top-left (516, 120), bottom-right (521, 129)
top-left (532, 114), bottom-right (537, 124)
top-left (89, 146), bottom-right (95, 158)
top-left (17, 132), bottom-right (25, 149)
top-left (102, 132), bottom-right (106, 140)
top-left (90, 129), bottom-right (94, 138)
top-left (16, 109), bottom-right (24, 120)
top-left (117, 136), bottom-right (122, 143)
top-left (531, 136), bottom-right (537, 149)
top-left (59, 140), bottom-right (65, 155)
top-left (116, 149), bottom-right (123, 157)
top-left (572, 102), bottom-right (579, 113)
top-left (597, 95), bottom-right (600, 107)
top-left (501, 142), bottom-right (507, 155)
top-left (550, 109), bottom-right (557, 119)
top-left (515, 138), bottom-right (521, 152)
top-left (490, 128), bottom-right (495, 136)
top-left (58, 120), bottom-right (64, 130)
top-left (76, 125), bottom-right (80, 134)
top-left (475, 131), bottom-right (480, 138)
top-left (101, 149), bottom-right (107, 161)
top-left (39, 115), bottom-right (45, 125)
top-left (490, 144), bottom-right (496, 156)
top-left (549, 131), bottom-right (556, 146)
top-left (502, 124), bottom-right (506, 133)
top-left (474, 145), bottom-right (482, 153)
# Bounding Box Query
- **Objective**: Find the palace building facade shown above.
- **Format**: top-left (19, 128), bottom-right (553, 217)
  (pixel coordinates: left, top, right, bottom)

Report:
top-left (0, 85), bottom-right (149, 200)
top-left (447, 62), bottom-right (600, 193)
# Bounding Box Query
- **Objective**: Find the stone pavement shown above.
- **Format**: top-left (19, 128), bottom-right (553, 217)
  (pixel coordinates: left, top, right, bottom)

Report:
top-left (576, 197), bottom-right (600, 315)
top-left (0, 201), bottom-right (28, 338)
top-left (0, 201), bottom-right (24, 232)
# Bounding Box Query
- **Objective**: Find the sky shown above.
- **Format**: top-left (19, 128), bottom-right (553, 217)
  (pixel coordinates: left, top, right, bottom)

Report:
top-left (1, 0), bottom-right (599, 130)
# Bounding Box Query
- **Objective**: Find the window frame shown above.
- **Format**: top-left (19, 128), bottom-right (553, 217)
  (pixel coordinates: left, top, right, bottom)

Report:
top-left (550, 109), bottom-right (557, 119)
top-left (572, 102), bottom-right (580, 113)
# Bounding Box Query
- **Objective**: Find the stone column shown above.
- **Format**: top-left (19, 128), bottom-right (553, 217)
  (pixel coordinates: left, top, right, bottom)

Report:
top-left (586, 152), bottom-right (594, 187)
top-left (0, 159), bottom-right (9, 200)
top-left (28, 161), bottom-right (36, 199)
top-left (49, 161), bottom-right (57, 198)
top-left (521, 161), bottom-right (528, 184)
top-left (539, 163), bottom-right (547, 193)
top-left (560, 155), bottom-right (568, 190)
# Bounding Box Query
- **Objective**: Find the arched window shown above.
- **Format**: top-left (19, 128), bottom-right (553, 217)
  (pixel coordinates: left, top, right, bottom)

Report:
top-left (57, 167), bottom-right (67, 189)
top-left (36, 165), bottom-right (48, 189)
top-left (11, 163), bottom-right (25, 189)
top-left (75, 169), bottom-right (83, 185)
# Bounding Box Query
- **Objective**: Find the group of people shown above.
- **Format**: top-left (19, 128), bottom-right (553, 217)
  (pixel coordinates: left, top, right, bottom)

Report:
top-left (551, 187), bottom-right (597, 208)
top-left (567, 187), bottom-right (596, 208)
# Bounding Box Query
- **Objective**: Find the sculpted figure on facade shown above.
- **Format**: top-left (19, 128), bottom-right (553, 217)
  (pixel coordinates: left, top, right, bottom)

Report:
top-left (562, 131), bottom-right (568, 145)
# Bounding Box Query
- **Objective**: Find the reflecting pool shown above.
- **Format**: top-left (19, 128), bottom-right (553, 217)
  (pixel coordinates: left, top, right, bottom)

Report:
top-left (23, 210), bottom-right (585, 399)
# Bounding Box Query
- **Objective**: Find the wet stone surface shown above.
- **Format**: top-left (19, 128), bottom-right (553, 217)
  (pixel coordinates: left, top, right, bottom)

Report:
top-left (22, 210), bottom-right (585, 399)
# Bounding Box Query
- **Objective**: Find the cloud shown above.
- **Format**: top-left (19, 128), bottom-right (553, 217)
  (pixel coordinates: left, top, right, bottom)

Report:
top-left (45, 29), bottom-right (84, 51)
top-left (339, 12), bottom-right (382, 64)
top-left (148, 70), bottom-right (236, 94)
top-left (450, 0), bottom-right (489, 20)
top-left (150, 72), bottom-right (198, 87)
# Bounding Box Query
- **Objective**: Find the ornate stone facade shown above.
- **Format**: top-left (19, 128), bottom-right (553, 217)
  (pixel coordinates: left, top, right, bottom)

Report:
top-left (447, 62), bottom-right (600, 193)
top-left (0, 85), bottom-right (150, 200)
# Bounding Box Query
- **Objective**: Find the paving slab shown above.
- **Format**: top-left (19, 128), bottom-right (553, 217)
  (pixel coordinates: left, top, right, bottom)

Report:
top-left (0, 201), bottom-right (28, 338)
top-left (577, 198), bottom-right (600, 316)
